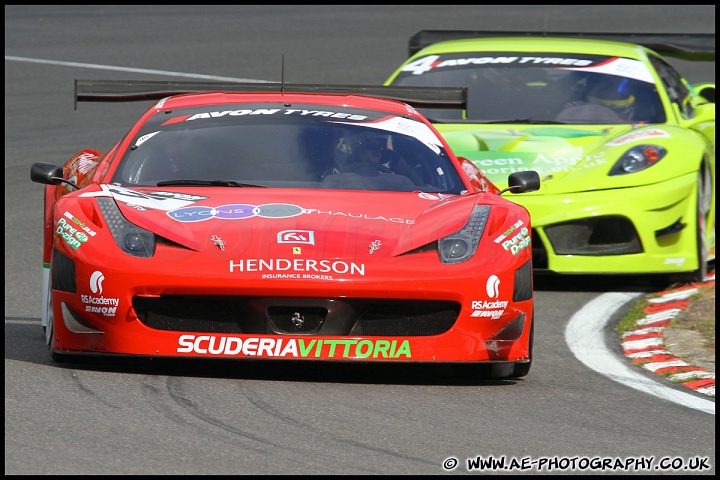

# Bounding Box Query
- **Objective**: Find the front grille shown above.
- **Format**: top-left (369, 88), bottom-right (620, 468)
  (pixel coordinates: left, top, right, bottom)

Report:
top-left (543, 216), bottom-right (642, 255)
top-left (133, 296), bottom-right (460, 336)
top-left (349, 304), bottom-right (459, 336)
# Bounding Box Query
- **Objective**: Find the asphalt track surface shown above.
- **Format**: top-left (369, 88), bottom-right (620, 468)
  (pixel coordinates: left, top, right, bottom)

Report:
top-left (5, 5), bottom-right (715, 475)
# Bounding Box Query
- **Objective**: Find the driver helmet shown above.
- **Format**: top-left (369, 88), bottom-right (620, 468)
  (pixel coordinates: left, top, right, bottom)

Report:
top-left (335, 132), bottom-right (389, 166)
top-left (586, 75), bottom-right (637, 120)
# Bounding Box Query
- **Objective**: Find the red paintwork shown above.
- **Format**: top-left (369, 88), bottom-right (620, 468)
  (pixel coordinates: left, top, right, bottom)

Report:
top-left (41, 91), bottom-right (534, 368)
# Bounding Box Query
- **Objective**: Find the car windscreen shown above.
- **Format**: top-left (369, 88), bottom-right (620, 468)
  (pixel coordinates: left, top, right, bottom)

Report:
top-left (112, 103), bottom-right (465, 193)
top-left (390, 53), bottom-right (666, 125)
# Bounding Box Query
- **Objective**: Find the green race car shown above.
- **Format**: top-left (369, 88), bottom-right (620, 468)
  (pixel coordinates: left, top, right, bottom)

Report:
top-left (385, 31), bottom-right (715, 283)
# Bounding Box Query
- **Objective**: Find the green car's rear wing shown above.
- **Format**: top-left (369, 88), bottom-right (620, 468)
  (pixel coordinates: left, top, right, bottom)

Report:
top-left (74, 79), bottom-right (467, 111)
top-left (408, 30), bottom-right (716, 61)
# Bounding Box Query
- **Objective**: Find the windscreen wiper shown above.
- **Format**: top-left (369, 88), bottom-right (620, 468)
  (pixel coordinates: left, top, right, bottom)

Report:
top-left (471, 118), bottom-right (567, 125)
top-left (155, 179), bottom-right (267, 187)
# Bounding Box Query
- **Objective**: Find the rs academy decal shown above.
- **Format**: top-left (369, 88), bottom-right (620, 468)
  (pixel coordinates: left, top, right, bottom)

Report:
top-left (471, 275), bottom-right (507, 319)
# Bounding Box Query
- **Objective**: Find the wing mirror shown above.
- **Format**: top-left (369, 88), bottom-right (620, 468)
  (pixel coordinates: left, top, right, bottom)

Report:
top-left (498, 170), bottom-right (540, 195)
top-left (30, 162), bottom-right (80, 189)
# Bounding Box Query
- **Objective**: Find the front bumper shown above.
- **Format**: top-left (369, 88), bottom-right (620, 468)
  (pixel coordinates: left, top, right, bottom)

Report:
top-left (514, 173), bottom-right (704, 274)
top-left (46, 253), bottom-right (534, 363)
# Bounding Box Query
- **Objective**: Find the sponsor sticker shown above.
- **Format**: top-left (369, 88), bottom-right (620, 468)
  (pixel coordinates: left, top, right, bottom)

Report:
top-left (177, 335), bottom-right (411, 359)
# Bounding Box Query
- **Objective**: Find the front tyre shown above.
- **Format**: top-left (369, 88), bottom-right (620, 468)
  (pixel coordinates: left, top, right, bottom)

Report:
top-left (489, 311), bottom-right (534, 379)
top-left (45, 262), bottom-right (71, 363)
top-left (511, 315), bottom-right (534, 378)
top-left (675, 162), bottom-right (712, 284)
top-left (43, 264), bottom-right (54, 346)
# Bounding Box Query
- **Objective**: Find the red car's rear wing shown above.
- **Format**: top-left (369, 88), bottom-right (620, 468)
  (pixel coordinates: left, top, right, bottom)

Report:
top-left (408, 30), bottom-right (716, 61)
top-left (74, 79), bottom-right (467, 111)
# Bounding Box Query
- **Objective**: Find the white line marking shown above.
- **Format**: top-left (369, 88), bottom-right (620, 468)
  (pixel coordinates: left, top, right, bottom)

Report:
top-left (6, 319), bottom-right (38, 325)
top-left (5, 55), bottom-right (271, 83)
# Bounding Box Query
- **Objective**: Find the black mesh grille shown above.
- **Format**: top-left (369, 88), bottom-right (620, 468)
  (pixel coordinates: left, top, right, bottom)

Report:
top-left (543, 216), bottom-right (642, 255)
top-left (349, 304), bottom-right (458, 336)
top-left (134, 296), bottom-right (246, 333)
top-left (133, 296), bottom-right (460, 337)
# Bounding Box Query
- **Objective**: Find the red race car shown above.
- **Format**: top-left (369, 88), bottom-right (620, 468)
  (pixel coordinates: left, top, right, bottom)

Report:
top-left (31, 80), bottom-right (539, 378)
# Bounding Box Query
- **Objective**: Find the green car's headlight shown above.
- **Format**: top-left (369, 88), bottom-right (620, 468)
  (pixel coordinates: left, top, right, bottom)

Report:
top-left (438, 205), bottom-right (490, 264)
top-left (96, 197), bottom-right (156, 258)
top-left (608, 144), bottom-right (667, 176)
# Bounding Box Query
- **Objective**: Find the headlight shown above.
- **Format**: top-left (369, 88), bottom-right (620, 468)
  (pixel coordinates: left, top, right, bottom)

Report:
top-left (438, 205), bottom-right (490, 264)
top-left (96, 198), bottom-right (156, 258)
top-left (608, 144), bottom-right (667, 176)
